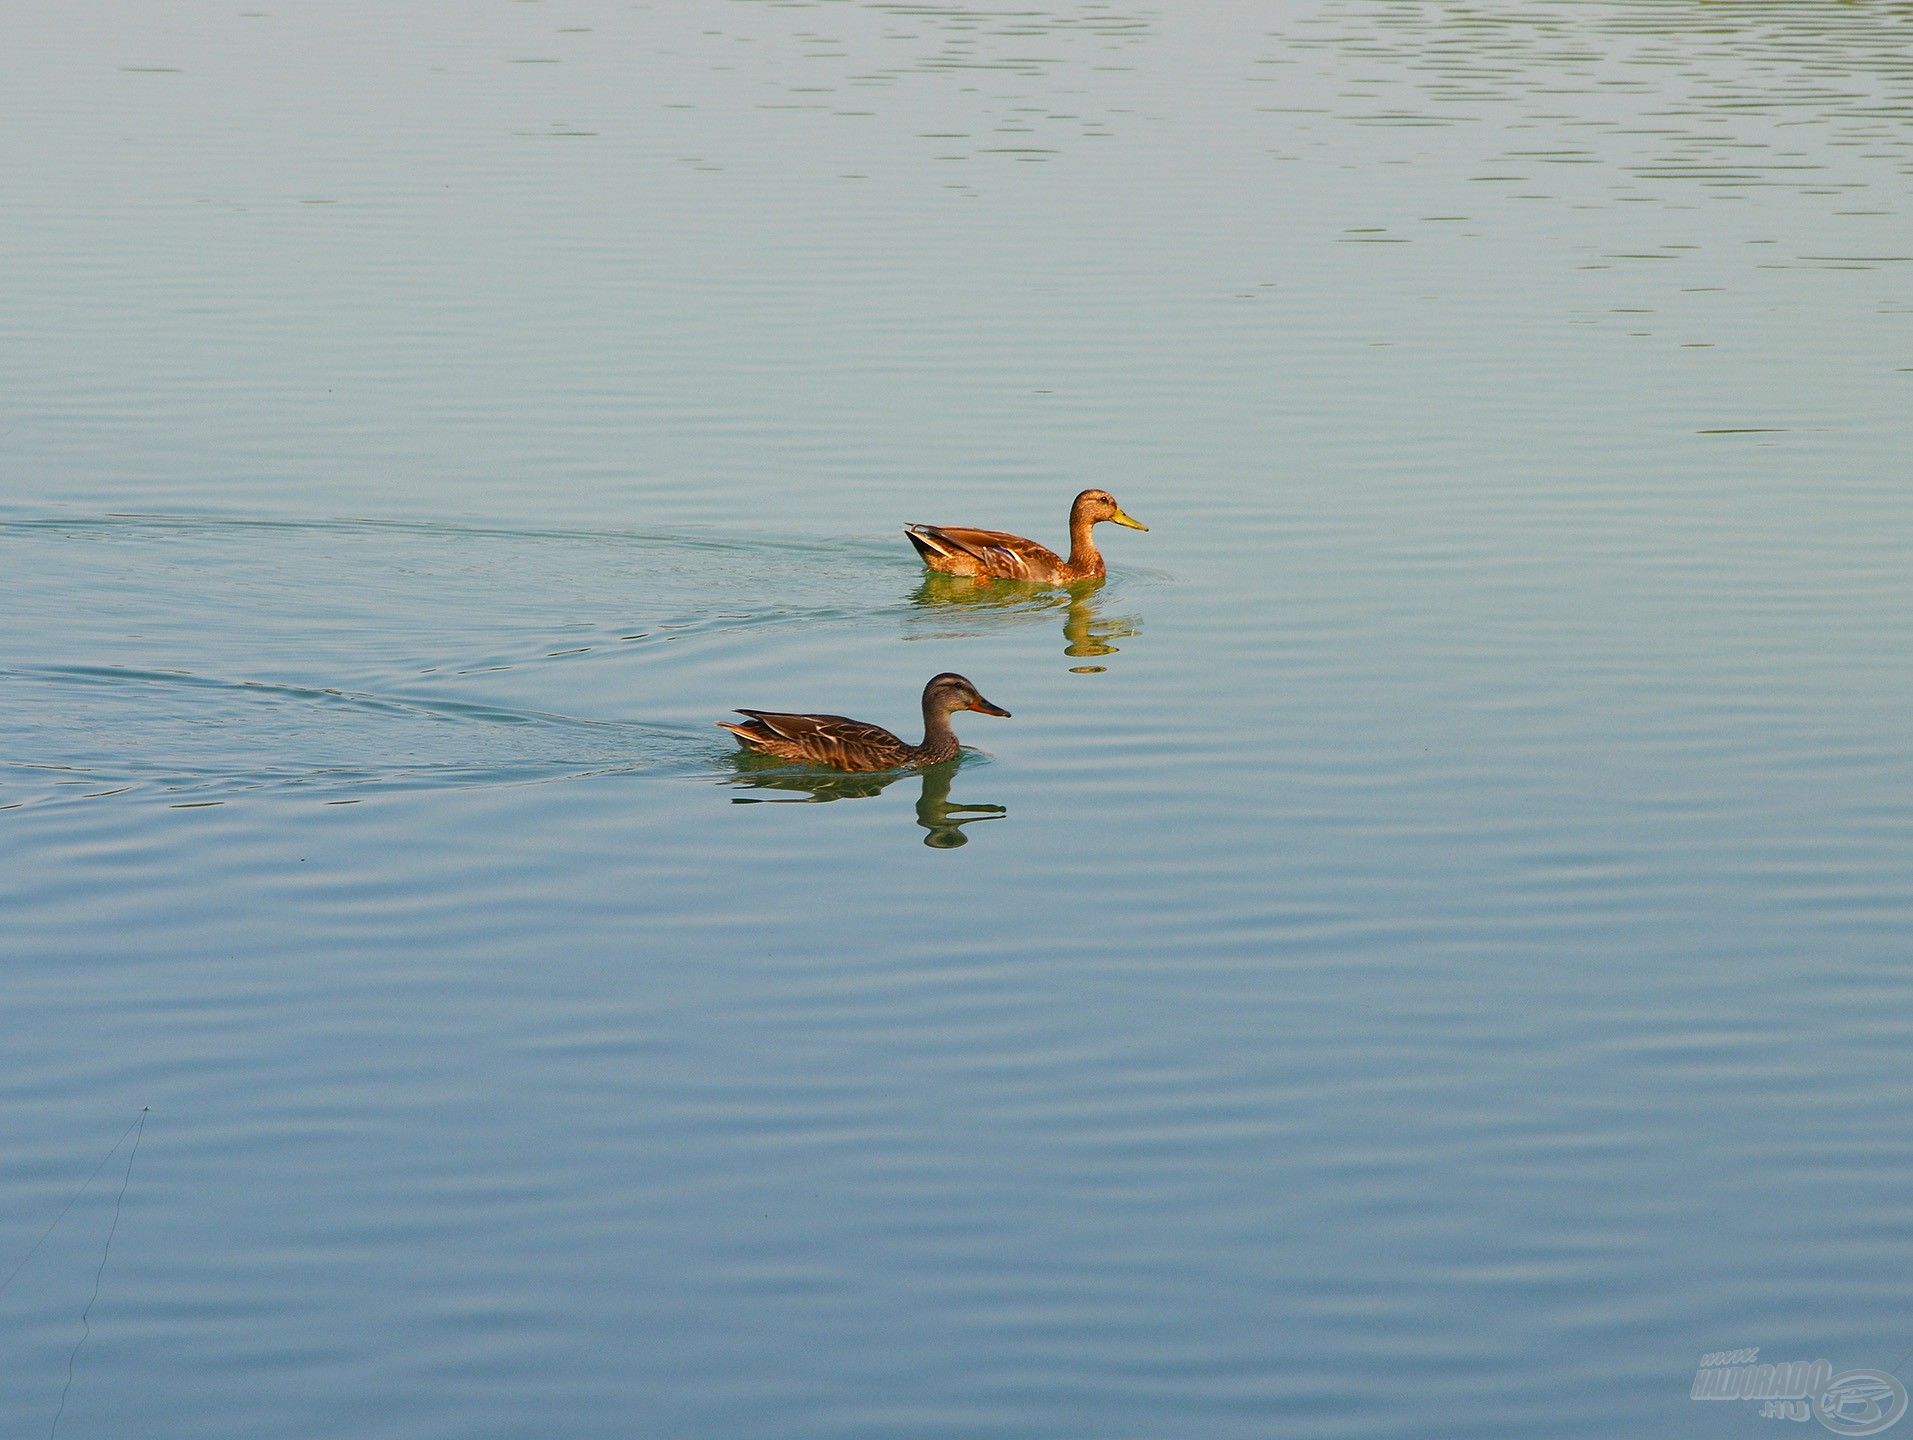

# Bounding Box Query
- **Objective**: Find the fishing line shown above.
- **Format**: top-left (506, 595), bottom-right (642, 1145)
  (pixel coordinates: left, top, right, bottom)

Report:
top-left (48, 1107), bottom-right (148, 1440)
top-left (0, 1109), bottom-right (145, 1302)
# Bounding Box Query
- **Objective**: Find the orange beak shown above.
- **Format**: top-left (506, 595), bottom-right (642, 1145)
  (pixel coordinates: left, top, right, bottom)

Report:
top-left (969, 697), bottom-right (1011, 718)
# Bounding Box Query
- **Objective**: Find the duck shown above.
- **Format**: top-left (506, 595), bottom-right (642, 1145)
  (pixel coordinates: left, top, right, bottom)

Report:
top-left (718, 672), bottom-right (1010, 773)
top-left (905, 488), bottom-right (1148, 584)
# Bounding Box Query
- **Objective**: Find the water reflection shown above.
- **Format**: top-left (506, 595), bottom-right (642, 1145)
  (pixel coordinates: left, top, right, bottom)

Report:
top-left (744, 0), bottom-right (1158, 180)
top-left (726, 755), bottom-right (1006, 848)
top-left (1288, 0), bottom-right (1913, 210)
top-left (908, 574), bottom-right (1141, 674)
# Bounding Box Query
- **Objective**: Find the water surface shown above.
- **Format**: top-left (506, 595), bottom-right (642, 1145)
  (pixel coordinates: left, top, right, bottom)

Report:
top-left (3, 3), bottom-right (1910, 1437)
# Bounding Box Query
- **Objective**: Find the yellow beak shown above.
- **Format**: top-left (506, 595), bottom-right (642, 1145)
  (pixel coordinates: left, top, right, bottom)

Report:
top-left (1110, 507), bottom-right (1148, 532)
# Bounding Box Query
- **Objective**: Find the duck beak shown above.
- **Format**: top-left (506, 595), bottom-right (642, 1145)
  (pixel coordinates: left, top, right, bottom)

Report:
top-left (1110, 507), bottom-right (1148, 531)
top-left (968, 696), bottom-right (1011, 718)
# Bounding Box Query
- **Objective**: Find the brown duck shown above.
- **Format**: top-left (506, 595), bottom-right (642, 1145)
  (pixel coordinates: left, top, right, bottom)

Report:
top-left (905, 488), bottom-right (1148, 584)
top-left (718, 672), bottom-right (1010, 773)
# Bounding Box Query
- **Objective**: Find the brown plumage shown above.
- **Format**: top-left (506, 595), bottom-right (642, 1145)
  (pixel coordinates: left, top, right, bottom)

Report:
top-left (718, 672), bottom-right (1010, 773)
top-left (905, 488), bottom-right (1148, 584)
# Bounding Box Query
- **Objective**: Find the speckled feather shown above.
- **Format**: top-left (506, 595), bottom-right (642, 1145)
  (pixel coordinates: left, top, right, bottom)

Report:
top-left (905, 489), bottom-right (1147, 584)
top-left (719, 673), bottom-right (1009, 773)
top-left (718, 710), bottom-right (923, 772)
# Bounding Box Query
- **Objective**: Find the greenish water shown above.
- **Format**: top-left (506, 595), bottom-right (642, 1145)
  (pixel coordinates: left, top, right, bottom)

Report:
top-left (3, 3), bottom-right (1910, 1436)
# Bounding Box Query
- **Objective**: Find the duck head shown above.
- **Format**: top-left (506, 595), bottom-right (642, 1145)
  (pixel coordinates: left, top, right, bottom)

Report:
top-left (924, 672), bottom-right (1011, 718)
top-left (1072, 488), bottom-right (1148, 531)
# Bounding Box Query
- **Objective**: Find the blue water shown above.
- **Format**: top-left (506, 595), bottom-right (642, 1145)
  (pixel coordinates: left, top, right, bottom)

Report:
top-left (4, 3), bottom-right (1911, 1436)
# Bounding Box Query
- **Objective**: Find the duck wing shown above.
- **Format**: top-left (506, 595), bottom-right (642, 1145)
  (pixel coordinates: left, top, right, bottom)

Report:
top-left (721, 710), bottom-right (914, 772)
top-left (905, 524), bottom-right (1066, 581)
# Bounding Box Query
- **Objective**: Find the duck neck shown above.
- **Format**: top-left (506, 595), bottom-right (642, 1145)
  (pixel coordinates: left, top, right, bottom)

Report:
top-left (918, 700), bottom-right (961, 763)
top-left (1066, 511), bottom-right (1104, 577)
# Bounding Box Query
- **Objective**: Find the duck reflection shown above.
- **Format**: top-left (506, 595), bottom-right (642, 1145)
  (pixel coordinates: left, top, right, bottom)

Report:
top-left (908, 574), bottom-right (1140, 674)
top-left (726, 756), bottom-right (1005, 848)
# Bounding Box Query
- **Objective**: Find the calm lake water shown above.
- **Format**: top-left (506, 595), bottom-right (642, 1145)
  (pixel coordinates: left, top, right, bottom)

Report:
top-left (4, 3), bottom-right (1911, 1436)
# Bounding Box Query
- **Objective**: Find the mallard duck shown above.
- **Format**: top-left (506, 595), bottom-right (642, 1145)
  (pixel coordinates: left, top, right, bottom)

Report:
top-left (717, 672), bottom-right (1010, 773)
top-left (905, 488), bottom-right (1148, 583)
